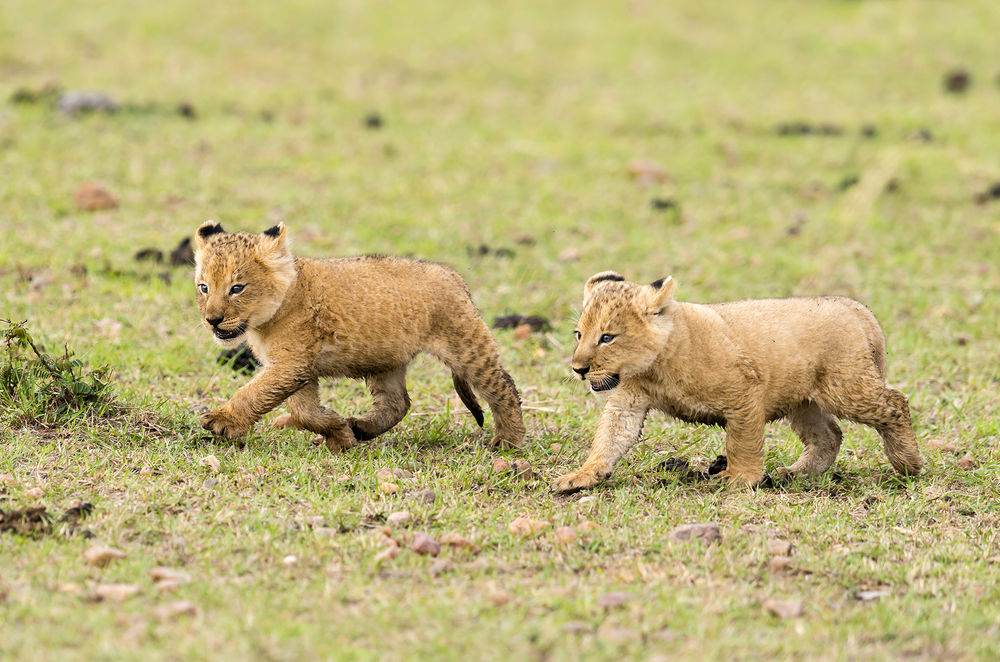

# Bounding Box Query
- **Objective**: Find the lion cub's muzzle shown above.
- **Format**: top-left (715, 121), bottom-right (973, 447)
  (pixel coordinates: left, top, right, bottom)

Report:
top-left (590, 374), bottom-right (620, 392)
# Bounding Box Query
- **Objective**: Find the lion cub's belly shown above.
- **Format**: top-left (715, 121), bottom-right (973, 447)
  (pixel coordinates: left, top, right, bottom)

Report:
top-left (314, 343), bottom-right (406, 378)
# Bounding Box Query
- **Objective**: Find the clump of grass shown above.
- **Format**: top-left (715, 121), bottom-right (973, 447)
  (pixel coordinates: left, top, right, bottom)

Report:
top-left (0, 318), bottom-right (120, 427)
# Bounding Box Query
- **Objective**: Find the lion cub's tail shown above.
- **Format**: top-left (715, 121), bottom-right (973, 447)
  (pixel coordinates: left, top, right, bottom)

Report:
top-left (452, 373), bottom-right (485, 427)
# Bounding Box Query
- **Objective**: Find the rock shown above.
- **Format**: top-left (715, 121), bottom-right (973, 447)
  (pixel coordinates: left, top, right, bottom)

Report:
top-left (57, 91), bottom-right (118, 115)
top-left (668, 522), bottom-right (720, 544)
top-left (576, 521), bottom-right (600, 534)
top-left (73, 182), bottom-right (119, 211)
top-left (554, 527), bottom-right (578, 544)
top-left (376, 467), bottom-right (414, 481)
top-left (410, 532), bottom-right (440, 556)
top-left (199, 455), bottom-right (221, 473)
top-left (439, 531), bottom-right (482, 553)
top-left (152, 600), bottom-right (198, 621)
top-left (763, 598), bottom-right (804, 619)
top-left (549, 443), bottom-right (562, 453)
top-left (487, 590), bottom-right (513, 607)
top-left (577, 496), bottom-right (598, 507)
top-left (927, 438), bottom-right (958, 453)
top-left (93, 583), bottom-right (139, 601)
top-left (25, 487), bottom-right (44, 499)
top-left (854, 589), bottom-right (890, 601)
top-left (379, 482), bottom-right (399, 495)
top-left (150, 567), bottom-right (191, 585)
top-left (283, 555), bottom-right (298, 565)
top-left (511, 459), bottom-right (534, 480)
top-left (769, 556), bottom-right (794, 571)
top-left (413, 488), bottom-right (436, 504)
top-left (386, 511), bottom-right (411, 526)
top-left (596, 591), bottom-right (629, 609)
top-left (84, 544), bottom-right (127, 567)
top-left (491, 458), bottom-right (511, 473)
top-left (958, 452), bottom-right (977, 470)
top-left (513, 324), bottom-right (533, 341)
top-left (766, 539), bottom-right (793, 556)
top-left (508, 517), bottom-right (550, 537)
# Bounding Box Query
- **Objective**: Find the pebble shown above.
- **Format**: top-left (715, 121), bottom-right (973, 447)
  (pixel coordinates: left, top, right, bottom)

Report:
top-left (410, 532), bottom-right (440, 556)
top-left (84, 544), bottom-right (127, 567)
top-left (554, 527), bottom-right (578, 544)
top-left (386, 511), bottom-right (411, 526)
top-left (509, 517), bottom-right (550, 537)
top-left (668, 522), bottom-right (720, 544)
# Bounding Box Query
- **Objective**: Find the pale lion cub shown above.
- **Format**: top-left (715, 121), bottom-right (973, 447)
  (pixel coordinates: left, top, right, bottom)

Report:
top-left (193, 221), bottom-right (525, 450)
top-left (555, 271), bottom-right (923, 492)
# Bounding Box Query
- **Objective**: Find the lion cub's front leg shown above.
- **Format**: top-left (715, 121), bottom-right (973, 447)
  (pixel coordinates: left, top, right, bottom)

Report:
top-left (714, 407), bottom-right (766, 486)
top-left (201, 365), bottom-right (310, 441)
top-left (278, 380), bottom-right (357, 452)
top-left (555, 390), bottom-right (649, 493)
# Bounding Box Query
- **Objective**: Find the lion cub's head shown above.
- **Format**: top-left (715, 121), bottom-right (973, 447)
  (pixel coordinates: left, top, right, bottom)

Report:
top-left (571, 271), bottom-right (676, 393)
top-left (193, 221), bottom-right (297, 348)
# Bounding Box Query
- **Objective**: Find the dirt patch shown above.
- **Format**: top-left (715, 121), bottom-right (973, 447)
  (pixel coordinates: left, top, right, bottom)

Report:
top-left (492, 314), bottom-right (550, 332)
top-left (0, 502), bottom-right (93, 537)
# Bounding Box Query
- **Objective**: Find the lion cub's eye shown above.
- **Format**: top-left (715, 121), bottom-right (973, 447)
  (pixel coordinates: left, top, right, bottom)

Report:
top-left (229, 284), bottom-right (245, 295)
top-left (574, 330), bottom-right (582, 341)
top-left (598, 333), bottom-right (615, 344)
top-left (197, 283), bottom-right (208, 295)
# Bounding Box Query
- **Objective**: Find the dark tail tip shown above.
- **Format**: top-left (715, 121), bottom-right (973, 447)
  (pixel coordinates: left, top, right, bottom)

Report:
top-left (452, 373), bottom-right (485, 427)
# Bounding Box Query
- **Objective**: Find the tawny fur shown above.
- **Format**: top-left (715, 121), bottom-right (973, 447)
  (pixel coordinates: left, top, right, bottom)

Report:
top-left (555, 271), bottom-right (924, 492)
top-left (193, 221), bottom-right (525, 451)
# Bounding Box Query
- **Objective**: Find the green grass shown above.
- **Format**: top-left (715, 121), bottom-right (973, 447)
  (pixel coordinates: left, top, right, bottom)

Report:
top-left (2, 0), bottom-right (1000, 659)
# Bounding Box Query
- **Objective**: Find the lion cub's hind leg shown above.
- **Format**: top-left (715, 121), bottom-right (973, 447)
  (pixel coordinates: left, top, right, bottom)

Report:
top-left (715, 407), bottom-right (766, 486)
top-left (777, 402), bottom-right (843, 478)
top-left (282, 380), bottom-right (356, 452)
top-left (347, 366), bottom-right (411, 441)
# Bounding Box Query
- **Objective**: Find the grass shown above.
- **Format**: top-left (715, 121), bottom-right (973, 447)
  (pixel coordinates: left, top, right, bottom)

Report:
top-left (2, 0), bottom-right (1000, 659)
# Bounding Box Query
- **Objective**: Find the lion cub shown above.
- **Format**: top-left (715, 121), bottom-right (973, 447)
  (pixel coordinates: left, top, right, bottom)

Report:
top-left (193, 221), bottom-right (525, 450)
top-left (555, 271), bottom-right (924, 492)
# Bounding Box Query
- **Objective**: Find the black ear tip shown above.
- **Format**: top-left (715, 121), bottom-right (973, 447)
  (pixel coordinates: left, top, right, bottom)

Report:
top-left (197, 222), bottom-right (225, 239)
top-left (650, 278), bottom-right (665, 289)
top-left (262, 224), bottom-right (283, 238)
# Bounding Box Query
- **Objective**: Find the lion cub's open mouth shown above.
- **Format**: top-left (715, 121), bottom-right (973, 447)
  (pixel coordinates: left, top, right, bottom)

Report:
top-left (214, 322), bottom-right (247, 341)
top-left (590, 374), bottom-right (620, 392)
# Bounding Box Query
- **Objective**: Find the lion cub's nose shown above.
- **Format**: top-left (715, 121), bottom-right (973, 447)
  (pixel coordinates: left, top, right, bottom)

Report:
top-left (572, 364), bottom-right (590, 377)
top-left (206, 316), bottom-right (224, 328)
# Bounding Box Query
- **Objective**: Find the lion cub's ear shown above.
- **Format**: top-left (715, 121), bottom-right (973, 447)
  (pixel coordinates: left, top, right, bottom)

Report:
top-left (195, 220), bottom-right (225, 248)
top-left (583, 271), bottom-right (625, 305)
top-left (642, 276), bottom-right (675, 315)
top-left (260, 222), bottom-right (289, 256)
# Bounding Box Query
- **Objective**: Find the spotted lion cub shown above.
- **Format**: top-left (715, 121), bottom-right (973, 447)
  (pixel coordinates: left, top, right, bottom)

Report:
top-left (194, 221), bottom-right (525, 450)
top-left (555, 271), bottom-right (923, 492)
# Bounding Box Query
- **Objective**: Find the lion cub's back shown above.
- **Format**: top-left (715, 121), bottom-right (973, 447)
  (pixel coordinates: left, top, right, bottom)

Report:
top-left (708, 295), bottom-right (887, 371)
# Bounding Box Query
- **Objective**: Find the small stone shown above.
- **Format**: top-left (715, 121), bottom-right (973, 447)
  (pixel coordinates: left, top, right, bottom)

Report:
top-left (283, 555), bottom-right (298, 565)
top-left (509, 517), bottom-right (550, 537)
top-left (25, 487), bottom-right (44, 499)
top-left (927, 438), bottom-right (958, 453)
top-left (386, 511), bottom-right (411, 526)
top-left (413, 488), bottom-right (436, 504)
top-left (855, 589), bottom-right (890, 601)
top-left (375, 467), bottom-right (413, 481)
top-left (152, 600), bottom-right (197, 621)
top-left (766, 539), bottom-right (793, 556)
top-left (558, 248), bottom-right (581, 262)
top-left (84, 544), bottom-right (127, 567)
top-left (763, 598), bottom-right (804, 619)
top-left (549, 443), bottom-right (562, 453)
top-left (93, 583), bottom-right (140, 601)
top-left (576, 521), bottom-right (600, 534)
top-left (199, 455), bottom-right (221, 473)
top-left (957, 452), bottom-right (977, 470)
top-left (491, 458), bottom-right (511, 473)
top-left (379, 482), bottom-right (399, 495)
top-left (669, 522), bottom-right (721, 544)
top-left (769, 556), bottom-right (794, 571)
top-left (577, 496), bottom-right (597, 507)
top-left (513, 324), bottom-right (533, 340)
top-left (511, 459), bottom-right (534, 480)
top-left (554, 527), bottom-right (578, 544)
top-left (439, 531), bottom-right (482, 553)
top-left (374, 544), bottom-right (399, 562)
top-left (596, 591), bottom-right (629, 609)
top-left (410, 532), bottom-right (440, 556)
top-left (488, 590), bottom-right (513, 607)
top-left (73, 182), bottom-right (119, 211)
top-left (428, 559), bottom-right (453, 576)
top-left (150, 567), bottom-right (191, 585)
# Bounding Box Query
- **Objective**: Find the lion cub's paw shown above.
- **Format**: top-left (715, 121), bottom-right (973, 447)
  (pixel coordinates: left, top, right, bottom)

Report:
top-left (714, 467), bottom-right (765, 487)
top-left (322, 429), bottom-right (356, 453)
top-left (554, 467), bottom-right (608, 493)
top-left (200, 408), bottom-right (250, 440)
